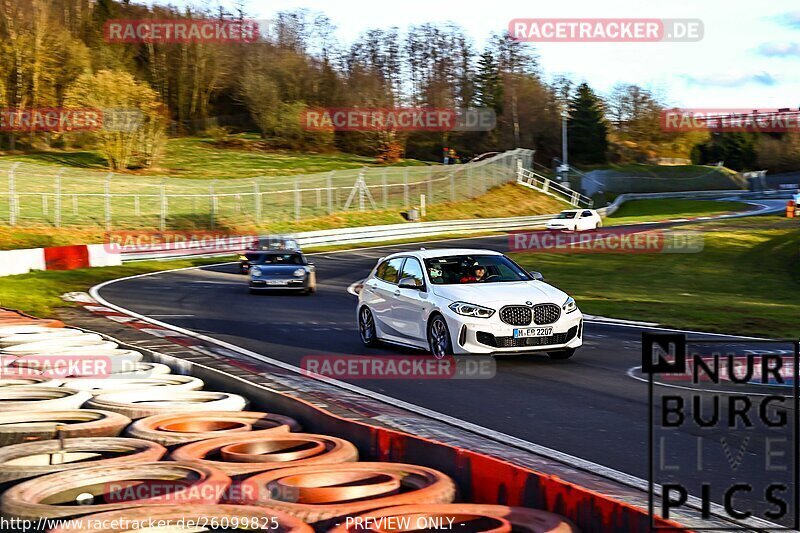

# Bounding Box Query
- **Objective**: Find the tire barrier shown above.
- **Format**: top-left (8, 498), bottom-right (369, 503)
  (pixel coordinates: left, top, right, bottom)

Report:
top-left (329, 504), bottom-right (577, 532)
top-left (0, 437), bottom-right (166, 483)
top-left (238, 463), bottom-right (457, 524)
top-left (108, 362), bottom-right (171, 377)
top-left (0, 308), bottom-right (655, 531)
top-left (62, 375), bottom-right (204, 396)
top-left (0, 410), bottom-right (131, 446)
top-left (0, 387), bottom-right (90, 411)
top-left (1, 336), bottom-right (111, 355)
top-left (0, 329), bottom-right (85, 347)
top-left (0, 461), bottom-right (230, 520)
top-left (0, 376), bottom-right (63, 388)
top-left (5, 349), bottom-right (143, 377)
top-left (126, 411), bottom-right (301, 446)
top-left (0, 320), bottom-right (65, 332)
top-left (171, 433), bottom-right (359, 476)
top-left (85, 390), bottom-right (248, 419)
top-left (48, 504), bottom-right (314, 533)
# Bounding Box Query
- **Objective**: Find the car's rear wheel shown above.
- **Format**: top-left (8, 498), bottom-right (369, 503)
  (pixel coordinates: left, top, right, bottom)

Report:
top-left (359, 307), bottom-right (378, 347)
top-left (548, 348), bottom-right (576, 360)
top-left (427, 315), bottom-right (453, 359)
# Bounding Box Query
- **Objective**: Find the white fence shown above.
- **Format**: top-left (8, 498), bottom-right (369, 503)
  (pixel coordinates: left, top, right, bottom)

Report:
top-left (0, 149), bottom-right (539, 230)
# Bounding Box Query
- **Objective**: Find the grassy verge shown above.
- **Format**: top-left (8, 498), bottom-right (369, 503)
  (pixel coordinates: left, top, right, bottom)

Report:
top-left (1, 136), bottom-right (428, 179)
top-left (606, 198), bottom-right (751, 224)
top-left (0, 257), bottom-right (229, 318)
top-left (510, 217), bottom-right (800, 338)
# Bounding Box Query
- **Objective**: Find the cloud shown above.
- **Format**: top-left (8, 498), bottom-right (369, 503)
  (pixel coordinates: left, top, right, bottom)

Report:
top-left (682, 72), bottom-right (777, 88)
top-left (773, 11), bottom-right (800, 30)
top-left (758, 42), bottom-right (800, 57)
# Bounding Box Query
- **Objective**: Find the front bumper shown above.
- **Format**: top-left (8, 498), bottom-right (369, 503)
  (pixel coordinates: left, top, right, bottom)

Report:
top-left (249, 278), bottom-right (307, 290)
top-left (442, 308), bottom-right (584, 355)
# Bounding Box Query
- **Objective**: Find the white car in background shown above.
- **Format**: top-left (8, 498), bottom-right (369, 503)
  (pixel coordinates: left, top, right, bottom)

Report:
top-left (357, 249), bottom-right (583, 359)
top-left (545, 209), bottom-right (602, 231)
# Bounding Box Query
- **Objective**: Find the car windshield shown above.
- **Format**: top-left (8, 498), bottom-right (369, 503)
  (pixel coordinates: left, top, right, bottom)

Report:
top-left (424, 255), bottom-right (531, 285)
top-left (250, 253), bottom-right (305, 265)
top-left (251, 238), bottom-right (297, 250)
top-left (555, 212), bottom-right (577, 219)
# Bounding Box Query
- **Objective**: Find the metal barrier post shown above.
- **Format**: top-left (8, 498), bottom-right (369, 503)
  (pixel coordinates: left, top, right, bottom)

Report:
top-left (404, 168), bottom-right (409, 207)
top-left (294, 179), bottom-right (301, 220)
top-left (105, 173), bottom-right (113, 231)
top-left (327, 172), bottom-right (334, 214)
top-left (254, 179), bottom-right (261, 225)
top-left (8, 162), bottom-right (19, 226)
top-left (159, 180), bottom-right (167, 231)
top-left (54, 169), bottom-right (63, 228)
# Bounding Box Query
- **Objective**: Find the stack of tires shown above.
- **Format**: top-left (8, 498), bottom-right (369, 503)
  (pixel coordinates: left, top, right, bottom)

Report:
top-left (0, 309), bottom-right (577, 532)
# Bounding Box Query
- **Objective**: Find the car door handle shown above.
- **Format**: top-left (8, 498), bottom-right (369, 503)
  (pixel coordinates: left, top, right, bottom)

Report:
top-left (393, 290), bottom-right (401, 297)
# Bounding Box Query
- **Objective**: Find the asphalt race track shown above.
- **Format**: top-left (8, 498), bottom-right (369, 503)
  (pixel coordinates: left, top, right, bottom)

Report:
top-left (99, 215), bottom-right (795, 525)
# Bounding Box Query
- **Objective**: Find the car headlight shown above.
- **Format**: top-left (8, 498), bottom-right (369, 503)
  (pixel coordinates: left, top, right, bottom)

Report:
top-left (251, 266), bottom-right (262, 277)
top-left (563, 297), bottom-right (578, 314)
top-left (293, 268), bottom-right (306, 277)
top-left (238, 255), bottom-right (248, 261)
top-left (448, 302), bottom-right (495, 319)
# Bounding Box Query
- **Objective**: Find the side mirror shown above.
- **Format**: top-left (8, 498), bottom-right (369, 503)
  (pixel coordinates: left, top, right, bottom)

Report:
top-left (529, 271), bottom-right (544, 281)
top-left (399, 277), bottom-right (422, 290)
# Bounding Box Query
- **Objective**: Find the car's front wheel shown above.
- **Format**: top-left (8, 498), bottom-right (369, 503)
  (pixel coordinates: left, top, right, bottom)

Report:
top-left (427, 314), bottom-right (453, 359)
top-left (359, 306), bottom-right (379, 347)
top-left (548, 348), bottom-right (576, 360)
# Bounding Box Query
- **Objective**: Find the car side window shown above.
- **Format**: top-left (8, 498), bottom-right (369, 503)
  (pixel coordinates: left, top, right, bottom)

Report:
top-left (582, 211), bottom-right (593, 217)
top-left (376, 258), bottom-right (404, 284)
top-left (399, 258), bottom-right (425, 288)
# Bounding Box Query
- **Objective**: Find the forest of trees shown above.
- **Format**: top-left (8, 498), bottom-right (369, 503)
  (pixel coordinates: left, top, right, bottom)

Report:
top-left (1, 0), bottom-right (798, 172)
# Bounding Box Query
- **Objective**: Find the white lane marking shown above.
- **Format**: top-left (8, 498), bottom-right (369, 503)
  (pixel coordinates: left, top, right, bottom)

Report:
top-left (582, 314), bottom-right (659, 327)
top-left (626, 366), bottom-right (793, 398)
top-left (89, 271), bottom-right (781, 529)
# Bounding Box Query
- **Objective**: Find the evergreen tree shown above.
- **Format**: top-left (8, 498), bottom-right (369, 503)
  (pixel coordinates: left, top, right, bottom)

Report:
top-left (474, 52), bottom-right (503, 114)
top-left (567, 83), bottom-right (608, 164)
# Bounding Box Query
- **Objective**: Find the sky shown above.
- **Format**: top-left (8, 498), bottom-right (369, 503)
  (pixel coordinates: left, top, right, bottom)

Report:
top-left (148, 0), bottom-right (800, 109)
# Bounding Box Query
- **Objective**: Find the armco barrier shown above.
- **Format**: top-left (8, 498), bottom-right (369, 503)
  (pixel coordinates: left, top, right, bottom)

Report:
top-left (119, 189), bottom-right (781, 262)
top-left (0, 189), bottom-right (784, 273)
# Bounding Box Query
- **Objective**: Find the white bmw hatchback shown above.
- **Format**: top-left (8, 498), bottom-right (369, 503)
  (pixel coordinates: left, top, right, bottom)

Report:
top-left (357, 249), bottom-right (583, 359)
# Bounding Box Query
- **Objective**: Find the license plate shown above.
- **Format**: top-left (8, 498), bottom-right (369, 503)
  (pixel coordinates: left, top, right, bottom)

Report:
top-left (266, 280), bottom-right (288, 286)
top-left (513, 327), bottom-right (553, 338)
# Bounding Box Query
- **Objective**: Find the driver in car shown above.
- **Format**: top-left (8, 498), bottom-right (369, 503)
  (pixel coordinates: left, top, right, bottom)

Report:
top-left (460, 265), bottom-right (487, 283)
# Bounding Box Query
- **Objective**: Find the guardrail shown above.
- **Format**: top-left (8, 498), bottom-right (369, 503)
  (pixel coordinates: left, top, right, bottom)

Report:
top-left (599, 189), bottom-right (791, 217)
top-left (118, 189), bottom-right (784, 262)
top-left (120, 214), bottom-right (556, 261)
